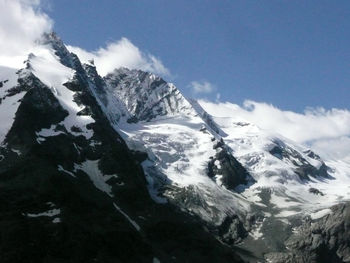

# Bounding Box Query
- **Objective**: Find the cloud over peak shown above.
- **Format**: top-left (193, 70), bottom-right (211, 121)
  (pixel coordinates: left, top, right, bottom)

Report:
top-left (67, 38), bottom-right (170, 77)
top-left (0, 0), bottom-right (169, 77)
top-left (0, 0), bottom-right (52, 66)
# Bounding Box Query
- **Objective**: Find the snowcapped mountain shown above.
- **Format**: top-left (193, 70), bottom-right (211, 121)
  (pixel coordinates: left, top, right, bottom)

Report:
top-left (0, 32), bottom-right (349, 262)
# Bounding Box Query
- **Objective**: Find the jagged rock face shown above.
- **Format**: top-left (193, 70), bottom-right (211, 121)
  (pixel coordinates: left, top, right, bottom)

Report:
top-left (104, 68), bottom-right (194, 122)
top-left (269, 139), bottom-right (330, 180)
top-left (41, 32), bottom-right (80, 70)
top-left (266, 202), bottom-right (350, 263)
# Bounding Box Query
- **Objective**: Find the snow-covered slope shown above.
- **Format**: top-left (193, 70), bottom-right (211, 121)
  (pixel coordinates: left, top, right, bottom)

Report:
top-left (195, 100), bottom-right (350, 259)
top-left (94, 63), bottom-right (350, 257)
top-left (98, 64), bottom-right (350, 228)
top-left (95, 68), bottom-right (253, 226)
top-left (198, 100), bottom-right (350, 215)
top-left (79, 56), bottom-right (350, 235)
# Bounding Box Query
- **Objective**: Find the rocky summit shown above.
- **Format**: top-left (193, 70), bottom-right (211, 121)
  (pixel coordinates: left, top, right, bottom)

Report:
top-left (0, 32), bottom-right (349, 263)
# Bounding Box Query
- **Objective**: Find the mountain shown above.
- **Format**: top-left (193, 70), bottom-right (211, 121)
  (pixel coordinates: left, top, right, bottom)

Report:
top-left (0, 33), bottom-right (243, 263)
top-left (0, 32), bottom-right (349, 263)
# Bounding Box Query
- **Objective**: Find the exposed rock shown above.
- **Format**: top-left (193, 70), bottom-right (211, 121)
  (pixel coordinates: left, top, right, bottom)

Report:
top-left (266, 202), bottom-right (350, 263)
top-left (104, 68), bottom-right (194, 122)
top-left (208, 140), bottom-right (254, 190)
top-left (5, 76), bottom-right (68, 148)
top-left (269, 139), bottom-right (331, 180)
top-left (309, 187), bottom-right (325, 196)
top-left (218, 215), bottom-right (248, 244)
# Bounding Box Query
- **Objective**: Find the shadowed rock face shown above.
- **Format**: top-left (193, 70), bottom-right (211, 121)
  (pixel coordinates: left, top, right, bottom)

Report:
top-left (265, 202), bottom-right (350, 263)
top-left (208, 139), bottom-right (254, 191)
top-left (5, 77), bottom-right (68, 149)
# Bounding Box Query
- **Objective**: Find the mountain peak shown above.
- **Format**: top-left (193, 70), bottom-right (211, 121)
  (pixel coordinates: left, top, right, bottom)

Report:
top-left (40, 32), bottom-right (79, 70)
top-left (104, 68), bottom-right (195, 122)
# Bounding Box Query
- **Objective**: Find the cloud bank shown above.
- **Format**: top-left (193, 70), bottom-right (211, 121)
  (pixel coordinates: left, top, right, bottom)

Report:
top-left (0, 0), bottom-right (52, 68)
top-left (199, 100), bottom-right (350, 161)
top-left (67, 39), bottom-right (170, 77)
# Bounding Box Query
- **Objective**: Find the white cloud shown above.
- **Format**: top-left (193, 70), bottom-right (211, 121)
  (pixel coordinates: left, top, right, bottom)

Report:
top-left (0, 0), bottom-right (52, 68)
top-left (199, 99), bottom-right (350, 161)
top-left (67, 38), bottom-right (170, 77)
top-left (311, 136), bottom-right (350, 161)
top-left (0, 0), bottom-right (169, 76)
top-left (189, 81), bottom-right (215, 94)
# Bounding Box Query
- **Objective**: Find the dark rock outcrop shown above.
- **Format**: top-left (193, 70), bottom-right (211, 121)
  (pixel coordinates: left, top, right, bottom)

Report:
top-left (208, 139), bottom-right (254, 190)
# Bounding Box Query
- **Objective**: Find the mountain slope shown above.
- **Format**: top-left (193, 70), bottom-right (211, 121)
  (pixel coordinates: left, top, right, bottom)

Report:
top-left (0, 33), bottom-right (244, 263)
top-left (98, 67), bottom-right (256, 231)
top-left (89, 61), bottom-right (350, 262)
top-left (197, 100), bottom-right (350, 261)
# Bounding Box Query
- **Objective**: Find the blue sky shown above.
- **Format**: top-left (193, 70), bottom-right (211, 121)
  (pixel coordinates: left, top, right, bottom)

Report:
top-left (46, 1), bottom-right (349, 111)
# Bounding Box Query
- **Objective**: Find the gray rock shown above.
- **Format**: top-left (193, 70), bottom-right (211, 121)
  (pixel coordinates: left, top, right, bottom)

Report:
top-left (266, 202), bottom-right (350, 263)
top-left (104, 68), bottom-right (194, 122)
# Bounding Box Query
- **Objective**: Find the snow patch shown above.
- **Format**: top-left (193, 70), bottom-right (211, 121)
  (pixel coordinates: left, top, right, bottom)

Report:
top-left (214, 159), bottom-right (222, 169)
top-left (113, 203), bottom-right (141, 231)
top-left (37, 124), bottom-right (64, 138)
top-left (249, 219), bottom-right (265, 240)
top-left (26, 208), bottom-right (61, 218)
top-left (57, 165), bottom-right (76, 178)
top-left (310, 208), bottom-right (332, 220)
top-left (11, 148), bottom-right (21, 156)
top-left (75, 160), bottom-right (114, 197)
top-left (52, 218), bottom-right (61, 223)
